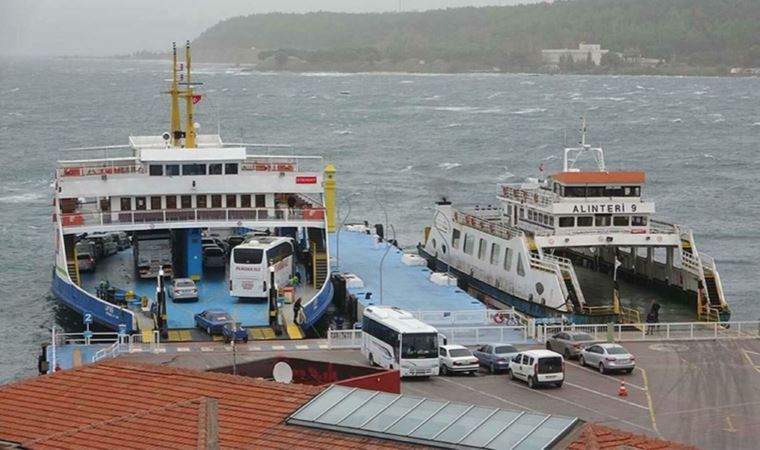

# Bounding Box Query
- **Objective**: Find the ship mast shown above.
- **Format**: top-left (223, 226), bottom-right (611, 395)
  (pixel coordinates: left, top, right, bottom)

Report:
top-left (184, 40), bottom-right (196, 149)
top-left (169, 42), bottom-right (181, 146)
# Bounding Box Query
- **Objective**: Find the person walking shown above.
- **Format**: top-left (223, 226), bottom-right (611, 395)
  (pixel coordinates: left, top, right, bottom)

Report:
top-left (293, 297), bottom-right (304, 325)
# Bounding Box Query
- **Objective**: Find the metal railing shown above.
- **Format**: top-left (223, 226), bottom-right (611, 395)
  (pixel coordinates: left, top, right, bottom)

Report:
top-left (61, 207), bottom-right (326, 229)
top-left (499, 184), bottom-right (555, 208)
top-left (534, 321), bottom-right (760, 343)
top-left (452, 208), bottom-right (525, 241)
top-left (409, 309), bottom-right (526, 327)
top-left (327, 329), bottom-right (362, 349)
top-left (438, 326), bottom-right (529, 345)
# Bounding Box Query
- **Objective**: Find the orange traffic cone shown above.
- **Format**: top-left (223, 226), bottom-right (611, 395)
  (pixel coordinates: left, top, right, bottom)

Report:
top-left (618, 379), bottom-right (628, 397)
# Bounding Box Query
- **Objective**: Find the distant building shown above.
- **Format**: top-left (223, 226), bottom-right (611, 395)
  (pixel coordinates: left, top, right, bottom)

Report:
top-left (542, 43), bottom-right (609, 67)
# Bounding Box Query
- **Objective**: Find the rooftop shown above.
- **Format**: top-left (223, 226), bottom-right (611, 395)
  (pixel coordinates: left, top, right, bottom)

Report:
top-left (551, 171), bottom-right (646, 185)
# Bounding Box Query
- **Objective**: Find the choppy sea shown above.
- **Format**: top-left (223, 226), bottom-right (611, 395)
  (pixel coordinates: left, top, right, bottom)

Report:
top-left (1, 58), bottom-right (758, 382)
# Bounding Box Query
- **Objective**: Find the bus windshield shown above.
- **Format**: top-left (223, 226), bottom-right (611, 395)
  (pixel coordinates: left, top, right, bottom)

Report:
top-left (233, 248), bottom-right (263, 264)
top-left (401, 333), bottom-right (438, 359)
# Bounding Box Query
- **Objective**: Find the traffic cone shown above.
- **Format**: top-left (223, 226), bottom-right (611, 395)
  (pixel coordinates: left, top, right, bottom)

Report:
top-left (618, 379), bottom-right (628, 397)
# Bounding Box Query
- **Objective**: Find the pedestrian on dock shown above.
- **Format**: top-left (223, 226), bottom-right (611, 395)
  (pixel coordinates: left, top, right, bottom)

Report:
top-left (645, 300), bottom-right (660, 335)
top-left (293, 297), bottom-right (304, 325)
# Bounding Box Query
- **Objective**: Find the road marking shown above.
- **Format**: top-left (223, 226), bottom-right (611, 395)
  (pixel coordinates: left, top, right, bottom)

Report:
top-left (200, 347), bottom-right (213, 352)
top-left (176, 347), bottom-right (190, 352)
top-left (740, 349), bottom-right (760, 374)
top-left (639, 367), bottom-right (662, 438)
top-left (438, 377), bottom-right (538, 412)
top-left (295, 345), bottom-right (309, 350)
top-left (271, 345), bottom-right (285, 350)
top-left (568, 362), bottom-right (645, 390)
top-left (318, 344), bottom-right (328, 349)
top-left (563, 382), bottom-right (648, 410)
top-left (129, 348), bottom-right (143, 353)
top-left (247, 346), bottom-right (262, 351)
top-left (723, 415), bottom-right (737, 433)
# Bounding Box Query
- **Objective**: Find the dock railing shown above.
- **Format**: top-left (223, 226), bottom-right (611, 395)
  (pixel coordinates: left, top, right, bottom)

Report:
top-left (534, 320), bottom-right (760, 343)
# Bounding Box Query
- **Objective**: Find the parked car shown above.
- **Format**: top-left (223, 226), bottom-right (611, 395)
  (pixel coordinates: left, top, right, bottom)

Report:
top-left (473, 343), bottom-right (520, 374)
top-left (88, 232), bottom-right (118, 257)
top-left (546, 331), bottom-right (597, 359)
top-left (167, 278), bottom-right (199, 302)
top-left (508, 350), bottom-right (564, 389)
top-left (112, 231), bottom-right (130, 250)
top-left (202, 245), bottom-right (226, 268)
top-left (439, 344), bottom-right (479, 376)
top-left (202, 237), bottom-right (228, 254)
top-left (222, 322), bottom-right (248, 343)
top-left (194, 309), bottom-right (232, 335)
top-left (580, 343), bottom-right (636, 374)
top-left (77, 252), bottom-right (97, 272)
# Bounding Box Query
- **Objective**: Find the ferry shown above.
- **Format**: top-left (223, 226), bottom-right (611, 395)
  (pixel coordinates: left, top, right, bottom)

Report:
top-left (419, 120), bottom-right (731, 324)
top-left (51, 42), bottom-right (334, 339)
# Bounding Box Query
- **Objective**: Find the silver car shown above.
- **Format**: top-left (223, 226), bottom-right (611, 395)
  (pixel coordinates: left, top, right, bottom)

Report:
top-left (168, 278), bottom-right (199, 302)
top-left (579, 343), bottom-right (635, 374)
top-left (545, 331), bottom-right (597, 359)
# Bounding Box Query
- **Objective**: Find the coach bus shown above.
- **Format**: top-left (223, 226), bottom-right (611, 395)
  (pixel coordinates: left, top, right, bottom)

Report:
top-left (229, 236), bottom-right (294, 299)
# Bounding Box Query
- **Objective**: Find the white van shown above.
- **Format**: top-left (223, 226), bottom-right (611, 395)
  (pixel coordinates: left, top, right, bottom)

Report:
top-left (507, 349), bottom-right (564, 389)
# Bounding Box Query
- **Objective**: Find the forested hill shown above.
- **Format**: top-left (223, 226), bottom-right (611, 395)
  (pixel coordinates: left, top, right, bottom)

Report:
top-left (186, 0), bottom-right (760, 73)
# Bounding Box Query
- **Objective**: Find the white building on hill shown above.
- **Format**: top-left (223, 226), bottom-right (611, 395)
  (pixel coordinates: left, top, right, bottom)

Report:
top-left (542, 43), bottom-right (609, 67)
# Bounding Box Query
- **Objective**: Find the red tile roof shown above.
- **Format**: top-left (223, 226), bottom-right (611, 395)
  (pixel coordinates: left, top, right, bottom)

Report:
top-left (552, 171), bottom-right (646, 185)
top-left (0, 360), bottom-right (418, 449)
top-left (567, 424), bottom-right (698, 450)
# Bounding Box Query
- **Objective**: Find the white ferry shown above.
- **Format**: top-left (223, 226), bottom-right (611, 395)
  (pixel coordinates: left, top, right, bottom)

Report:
top-left (51, 43), bottom-right (334, 338)
top-left (419, 120), bottom-right (730, 324)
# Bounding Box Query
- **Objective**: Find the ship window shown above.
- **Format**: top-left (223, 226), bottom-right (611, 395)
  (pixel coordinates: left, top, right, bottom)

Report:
top-left (166, 196), bottom-right (177, 209)
top-left (550, 217), bottom-right (554, 226)
top-left (577, 216), bottom-right (593, 227)
top-left (209, 164), bottom-right (223, 175)
top-left (519, 207), bottom-right (525, 219)
top-left (632, 216), bottom-right (647, 226)
top-left (150, 196), bottom-right (162, 210)
top-left (490, 243), bottom-right (500, 265)
top-left (441, 244), bottom-right (447, 254)
top-left (528, 210), bottom-right (534, 221)
top-left (564, 187), bottom-right (586, 197)
top-left (451, 228), bottom-right (461, 249)
top-left (240, 194), bottom-right (251, 208)
top-left (135, 197), bottom-right (146, 211)
top-left (166, 164), bottom-right (180, 176)
top-left (516, 253), bottom-right (525, 277)
top-left (149, 165), bottom-right (163, 176)
top-left (587, 186), bottom-right (604, 197)
top-left (558, 217), bottom-right (574, 228)
top-left (613, 216), bottom-right (629, 226)
top-left (182, 164), bottom-right (206, 176)
top-left (225, 163), bottom-right (239, 175)
top-left (255, 194), bottom-right (266, 208)
top-left (595, 214), bottom-right (611, 226)
top-left (477, 239), bottom-right (487, 260)
top-left (226, 194), bottom-right (237, 208)
top-left (211, 195), bottom-right (222, 208)
top-left (503, 247), bottom-right (512, 271)
top-left (543, 214), bottom-right (549, 225)
top-left (463, 234), bottom-right (474, 255)
top-left (196, 195), bottom-right (207, 209)
top-left (431, 238), bottom-right (437, 249)
top-left (120, 197), bottom-right (131, 211)
top-left (181, 195), bottom-right (192, 209)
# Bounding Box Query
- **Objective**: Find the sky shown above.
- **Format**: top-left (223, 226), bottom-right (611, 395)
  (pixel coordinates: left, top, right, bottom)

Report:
top-left (0, 0), bottom-right (543, 56)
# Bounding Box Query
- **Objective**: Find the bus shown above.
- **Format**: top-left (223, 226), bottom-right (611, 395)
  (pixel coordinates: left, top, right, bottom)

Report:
top-left (229, 236), bottom-right (295, 299)
top-left (361, 306), bottom-right (440, 377)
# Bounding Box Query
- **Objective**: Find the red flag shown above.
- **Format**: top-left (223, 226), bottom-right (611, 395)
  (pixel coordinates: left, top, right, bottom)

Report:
top-left (192, 94), bottom-right (202, 104)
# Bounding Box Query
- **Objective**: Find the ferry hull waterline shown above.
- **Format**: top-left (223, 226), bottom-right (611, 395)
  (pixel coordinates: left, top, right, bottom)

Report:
top-left (418, 120), bottom-right (731, 325)
top-left (51, 42), bottom-right (334, 339)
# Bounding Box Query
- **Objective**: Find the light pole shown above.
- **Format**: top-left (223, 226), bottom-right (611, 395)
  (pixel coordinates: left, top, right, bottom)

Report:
top-left (379, 224), bottom-right (396, 305)
top-left (335, 192), bottom-right (359, 272)
top-left (374, 185), bottom-right (389, 242)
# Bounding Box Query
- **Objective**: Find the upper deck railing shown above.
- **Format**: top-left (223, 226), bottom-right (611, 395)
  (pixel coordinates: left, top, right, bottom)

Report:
top-left (452, 207), bottom-right (525, 240)
top-left (499, 184), bottom-right (555, 208)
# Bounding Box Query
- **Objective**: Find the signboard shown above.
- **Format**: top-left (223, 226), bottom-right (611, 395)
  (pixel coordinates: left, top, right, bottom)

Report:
top-left (83, 312), bottom-right (93, 325)
top-left (552, 202), bottom-right (655, 215)
top-left (296, 176), bottom-right (318, 184)
top-left (118, 324), bottom-right (127, 336)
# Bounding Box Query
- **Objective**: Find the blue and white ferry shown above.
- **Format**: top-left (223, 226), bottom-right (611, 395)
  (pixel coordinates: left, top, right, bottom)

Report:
top-left (51, 42), bottom-right (333, 338)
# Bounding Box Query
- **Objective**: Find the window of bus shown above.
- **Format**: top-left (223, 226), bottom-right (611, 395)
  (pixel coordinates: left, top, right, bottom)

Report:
top-left (401, 333), bottom-right (438, 359)
top-left (463, 234), bottom-right (474, 255)
top-left (613, 216), bottom-right (630, 226)
top-left (267, 243), bottom-right (293, 265)
top-left (209, 164), bottom-right (223, 175)
top-left (558, 217), bottom-right (574, 228)
top-left (490, 243), bottom-right (500, 265)
top-left (226, 194), bottom-right (237, 208)
top-left (595, 214), bottom-right (612, 227)
top-left (477, 239), bottom-right (487, 260)
top-left (240, 194), bottom-right (251, 208)
top-left (196, 195), bottom-right (207, 209)
top-left (577, 216), bottom-right (593, 227)
top-left (166, 196), bottom-right (177, 209)
top-left (362, 317), bottom-right (396, 348)
top-left (211, 195), bottom-right (222, 208)
top-left (233, 248), bottom-right (263, 264)
top-left (120, 197), bottom-right (132, 211)
top-left (451, 228), bottom-right (461, 249)
top-left (181, 195), bottom-right (192, 209)
top-left (631, 216), bottom-right (647, 226)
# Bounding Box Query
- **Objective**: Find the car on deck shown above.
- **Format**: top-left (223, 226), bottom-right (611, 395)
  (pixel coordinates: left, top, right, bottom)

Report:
top-left (168, 278), bottom-right (199, 302)
top-left (473, 343), bottom-right (520, 374)
top-left (202, 245), bottom-right (226, 268)
top-left (194, 309), bottom-right (232, 335)
top-left (579, 343), bottom-right (636, 374)
top-left (76, 252), bottom-right (97, 272)
top-left (439, 344), bottom-right (479, 376)
top-left (545, 331), bottom-right (598, 359)
top-left (222, 322), bottom-right (248, 343)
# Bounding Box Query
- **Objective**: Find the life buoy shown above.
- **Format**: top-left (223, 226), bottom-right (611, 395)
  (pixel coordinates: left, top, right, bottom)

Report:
top-left (493, 312), bottom-right (505, 324)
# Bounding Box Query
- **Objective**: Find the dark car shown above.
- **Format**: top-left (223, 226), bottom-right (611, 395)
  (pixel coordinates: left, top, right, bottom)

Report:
top-left (227, 235), bottom-right (246, 249)
top-left (222, 322), bottom-right (248, 343)
top-left (194, 309), bottom-right (232, 335)
top-left (546, 331), bottom-right (598, 359)
top-left (473, 343), bottom-right (520, 374)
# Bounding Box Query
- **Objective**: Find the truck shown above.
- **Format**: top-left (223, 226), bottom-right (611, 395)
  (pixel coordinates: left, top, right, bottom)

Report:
top-left (133, 231), bottom-right (173, 278)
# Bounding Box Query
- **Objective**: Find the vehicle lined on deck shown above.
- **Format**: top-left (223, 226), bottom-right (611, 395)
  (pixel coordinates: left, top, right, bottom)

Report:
top-left (546, 331), bottom-right (597, 359)
top-left (112, 231), bottom-right (131, 251)
top-left (168, 278), bottom-right (199, 302)
top-left (439, 344), bottom-right (479, 376)
top-left (77, 252), bottom-right (97, 272)
top-left (222, 322), bottom-right (248, 343)
top-left (473, 343), bottom-right (519, 374)
top-left (579, 343), bottom-right (636, 374)
top-left (202, 245), bottom-right (226, 268)
top-left (508, 350), bottom-right (564, 389)
top-left (194, 309), bottom-right (232, 335)
top-left (88, 232), bottom-right (118, 257)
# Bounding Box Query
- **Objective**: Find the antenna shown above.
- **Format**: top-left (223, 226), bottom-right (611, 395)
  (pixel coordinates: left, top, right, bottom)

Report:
top-left (579, 116), bottom-right (587, 146)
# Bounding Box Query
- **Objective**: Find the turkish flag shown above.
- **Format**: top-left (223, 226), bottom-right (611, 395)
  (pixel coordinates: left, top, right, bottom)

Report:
top-left (192, 94), bottom-right (202, 104)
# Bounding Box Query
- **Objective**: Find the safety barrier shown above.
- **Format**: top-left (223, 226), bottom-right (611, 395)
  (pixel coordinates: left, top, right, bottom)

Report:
top-left (534, 321), bottom-right (760, 343)
top-left (410, 309), bottom-right (525, 327)
top-left (327, 329), bottom-right (362, 349)
top-left (438, 326), bottom-right (529, 345)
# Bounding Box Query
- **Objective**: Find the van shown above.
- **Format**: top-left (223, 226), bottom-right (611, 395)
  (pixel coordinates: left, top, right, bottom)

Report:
top-left (507, 349), bottom-right (564, 389)
top-left (202, 245), bottom-right (226, 268)
top-left (77, 252), bottom-right (96, 272)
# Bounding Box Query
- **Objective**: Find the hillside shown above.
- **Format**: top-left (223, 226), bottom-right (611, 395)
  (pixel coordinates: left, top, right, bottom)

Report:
top-left (185, 0), bottom-right (760, 74)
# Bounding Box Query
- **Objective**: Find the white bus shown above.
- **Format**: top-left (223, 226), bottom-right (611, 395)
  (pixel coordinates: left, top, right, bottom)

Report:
top-left (361, 306), bottom-right (440, 377)
top-left (229, 236), bottom-right (295, 299)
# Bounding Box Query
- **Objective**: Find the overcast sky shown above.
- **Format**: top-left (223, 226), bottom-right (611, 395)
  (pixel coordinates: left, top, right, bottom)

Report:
top-left (0, 0), bottom-right (542, 56)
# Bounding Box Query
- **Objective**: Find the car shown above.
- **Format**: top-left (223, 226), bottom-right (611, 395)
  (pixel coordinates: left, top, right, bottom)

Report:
top-left (439, 344), bottom-right (479, 376)
top-left (222, 322), bottom-right (248, 343)
top-left (473, 343), bottom-right (520, 374)
top-left (202, 237), bottom-right (228, 254)
top-left (112, 231), bottom-right (130, 250)
top-left (227, 235), bottom-right (246, 249)
top-left (508, 350), bottom-right (564, 389)
top-left (202, 245), bottom-right (226, 268)
top-left (168, 278), bottom-right (199, 302)
top-left (76, 252), bottom-right (97, 272)
top-left (580, 343), bottom-right (636, 374)
top-left (545, 331), bottom-right (597, 359)
top-left (88, 232), bottom-right (118, 257)
top-left (195, 309), bottom-right (232, 335)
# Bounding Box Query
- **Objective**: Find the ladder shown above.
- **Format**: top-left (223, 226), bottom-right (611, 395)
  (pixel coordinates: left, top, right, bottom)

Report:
top-left (64, 234), bottom-right (80, 286)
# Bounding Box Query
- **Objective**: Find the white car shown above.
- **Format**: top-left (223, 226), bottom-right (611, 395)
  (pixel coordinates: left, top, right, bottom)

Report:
top-left (168, 278), bottom-right (199, 302)
top-left (439, 344), bottom-right (479, 376)
top-left (579, 343), bottom-right (636, 374)
top-left (508, 349), bottom-right (564, 389)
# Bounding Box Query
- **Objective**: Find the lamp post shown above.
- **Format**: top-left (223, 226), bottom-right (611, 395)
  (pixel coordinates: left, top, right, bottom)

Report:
top-left (335, 192), bottom-right (359, 272)
top-left (379, 224), bottom-right (396, 305)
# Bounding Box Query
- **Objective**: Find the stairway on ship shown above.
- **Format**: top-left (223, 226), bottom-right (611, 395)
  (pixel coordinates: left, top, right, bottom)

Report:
top-left (307, 228), bottom-right (328, 289)
top-left (64, 234), bottom-right (80, 286)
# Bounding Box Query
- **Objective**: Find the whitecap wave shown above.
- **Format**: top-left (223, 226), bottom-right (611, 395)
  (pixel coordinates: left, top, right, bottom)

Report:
top-left (541, 155), bottom-right (559, 161)
top-left (704, 154), bottom-right (715, 159)
top-left (510, 107), bottom-right (547, 115)
top-left (400, 165), bottom-right (413, 172)
top-left (3, 87), bottom-right (20, 94)
top-left (438, 162), bottom-right (461, 170)
top-left (519, 81), bottom-right (535, 86)
top-left (400, 80), bottom-right (414, 84)
top-left (670, 118), bottom-right (682, 123)
top-left (333, 130), bottom-right (352, 135)
top-left (444, 123), bottom-right (463, 128)
top-left (487, 92), bottom-right (504, 99)
top-left (0, 192), bottom-right (46, 203)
